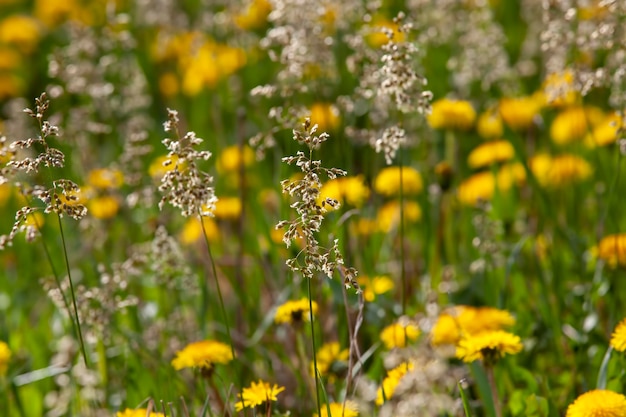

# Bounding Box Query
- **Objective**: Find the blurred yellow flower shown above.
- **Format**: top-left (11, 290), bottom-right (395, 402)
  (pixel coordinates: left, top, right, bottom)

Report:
top-left (467, 140), bottom-right (515, 169)
top-left (213, 196), bottom-right (242, 220)
top-left (309, 103), bottom-right (340, 132)
top-left (149, 155), bottom-right (183, 179)
top-left (376, 361), bottom-right (414, 405)
top-left (116, 409), bottom-right (165, 417)
top-left (0, 341), bottom-right (10, 376)
top-left (431, 306), bottom-right (516, 346)
top-left (0, 46), bottom-right (22, 71)
top-left (499, 96), bottom-right (543, 131)
top-left (596, 234), bottom-right (626, 268)
top-left (456, 330), bottom-right (522, 363)
top-left (216, 145), bottom-right (255, 173)
top-left (181, 42), bottom-right (246, 95)
top-left (34, 0), bottom-right (80, 27)
top-left (476, 109), bottom-right (503, 139)
top-left (158, 72), bottom-right (179, 98)
top-left (357, 275), bottom-right (394, 302)
top-left (315, 401), bottom-right (359, 417)
top-left (87, 195), bottom-right (119, 220)
top-left (550, 106), bottom-right (604, 145)
top-left (235, 380), bottom-right (285, 411)
top-left (585, 112), bottom-right (622, 147)
top-left (428, 98), bottom-right (476, 131)
top-left (610, 318), bottom-right (626, 352)
top-left (366, 17), bottom-right (405, 48)
top-left (234, 0), bottom-right (272, 30)
top-left (318, 176), bottom-right (370, 209)
top-left (0, 73), bottom-right (22, 100)
top-left (542, 69), bottom-right (580, 107)
top-left (180, 216), bottom-right (220, 245)
top-left (171, 340), bottom-right (233, 373)
top-left (530, 154), bottom-right (592, 187)
top-left (275, 298), bottom-right (318, 325)
top-left (88, 168), bottom-right (124, 189)
top-left (0, 15), bottom-right (40, 53)
top-left (311, 341), bottom-right (349, 378)
top-left (457, 163), bottom-right (525, 205)
top-left (566, 390), bottom-right (626, 417)
top-left (380, 320), bottom-right (421, 349)
top-left (374, 166), bottom-right (422, 197)
top-left (376, 200), bottom-right (421, 233)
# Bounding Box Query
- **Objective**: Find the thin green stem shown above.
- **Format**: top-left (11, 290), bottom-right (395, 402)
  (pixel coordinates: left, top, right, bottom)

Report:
top-left (57, 215), bottom-right (89, 367)
top-left (398, 158), bottom-right (406, 315)
top-left (307, 276), bottom-right (322, 417)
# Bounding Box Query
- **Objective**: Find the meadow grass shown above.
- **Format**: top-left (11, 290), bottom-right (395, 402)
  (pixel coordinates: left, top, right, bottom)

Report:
top-left (1, 1), bottom-right (626, 416)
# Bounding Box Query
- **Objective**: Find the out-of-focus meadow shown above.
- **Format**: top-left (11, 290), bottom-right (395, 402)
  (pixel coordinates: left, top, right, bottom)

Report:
top-left (1, 0), bottom-right (626, 416)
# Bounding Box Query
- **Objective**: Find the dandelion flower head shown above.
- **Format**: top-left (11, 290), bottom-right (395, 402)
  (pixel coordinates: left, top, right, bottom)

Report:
top-left (315, 401), bottom-right (359, 417)
top-left (309, 103), bottom-right (341, 132)
top-left (234, 0), bottom-right (272, 31)
top-left (0, 341), bottom-right (10, 376)
top-left (585, 112), bottom-right (622, 147)
top-left (542, 69), bottom-right (580, 107)
top-left (318, 176), bottom-right (370, 210)
top-left (235, 380), bottom-right (285, 411)
top-left (611, 318), bottom-right (626, 352)
top-left (477, 109), bottom-right (504, 139)
top-left (566, 389), bottom-right (626, 417)
top-left (87, 168), bottom-right (124, 189)
top-left (467, 140), bottom-right (515, 169)
top-left (311, 342), bottom-right (349, 378)
top-left (87, 195), bottom-right (120, 220)
top-left (374, 166), bottom-right (423, 197)
top-left (595, 234), bottom-right (626, 268)
top-left (376, 200), bottom-right (421, 233)
top-left (530, 154), bottom-right (592, 188)
top-left (180, 216), bottom-right (220, 245)
top-left (457, 164), bottom-right (525, 206)
top-left (0, 15), bottom-right (40, 53)
top-left (171, 340), bottom-right (233, 372)
top-left (213, 196), bottom-right (242, 220)
top-left (376, 361), bottom-right (414, 405)
top-left (275, 298), bottom-right (318, 325)
top-left (427, 98), bottom-right (476, 131)
top-left (456, 330), bottom-right (522, 364)
top-left (380, 320), bottom-right (421, 349)
top-left (357, 275), bottom-right (394, 302)
top-left (550, 106), bottom-right (604, 145)
top-left (499, 96), bottom-right (543, 131)
top-left (431, 306), bottom-right (515, 346)
top-left (216, 145), bottom-right (255, 173)
top-left (116, 409), bottom-right (165, 417)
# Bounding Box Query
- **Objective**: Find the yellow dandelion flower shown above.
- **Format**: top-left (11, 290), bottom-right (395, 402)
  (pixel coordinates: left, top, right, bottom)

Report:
top-left (180, 216), bottom-right (220, 245)
top-left (0, 341), bottom-right (11, 376)
top-left (88, 168), bottom-right (124, 189)
top-left (427, 98), bottom-right (476, 131)
top-left (309, 103), bottom-right (341, 132)
top-left (530, 154), bottom-right (592, 187)
top-left (235, 380), bottom-right (285, 411)
top-left (596, 234), bottom-right (626, 268)
top-left (366, 17), bottom-right (405, 48)
top-left (0, 46), bottom-right (22, 71)
top-left (213, 196), bottom-right (242, 220)
top-left (0, 15), bottom-right (40, 54)
top-left (116, 409), bottom-right (165, 417)
top-left (352, 218), bottom-right (378, 236)
top-left (149, 154), bottom-right (184, 179)
top-left (234, 0), bottom-right (272, 30)
top-left (499, 96), bottom-right (543, 131)
top-left (467, 140), bottom-right (515, 169)
top-left (585, 112), bottom-right (622, 147)
top-left (610, 318), bottom-right (626, 352)
top-left (318, 176), bottom-right (370, 209)
top-left (216, 145), bottom-right (255, 173)
top-left (376, 201), bottom-right (421, 233)
top-left (171, 340), bottom-right (233, 373)
top-left (578, 1), bottom-right (610, 20)
top-left (456, 330), bottom-right (522, 364)
top-left (275, 298), bottom-right (318, 325)
top-left (374, 166), bottom-right (422, 197)
top-left (566, 389), bottom-right (626, 417)
top-left (376, 361), bottom-right (414, 405)
top-left (158, 72), bottom-right (179, 98)
top-left (311, 342), bottom-right (349, 378)
top-left (476, 109), bottom-right (504, 139)
top-left (0, 73), bottom-right (22, 100)
top-left (380, 320), bottom-right (421, 349)
top-left (542, 70), bottom-right (580, 107)
top-left (35, 0), bottom-right (83, 27)
top-left (550, 106), bottom-right (604, 145)
top-left (431, 306), bottom-right (516, 346)
top-left (315, 401), bottom-right (359, 417)
top-left (87, 195), bottom-right (119, 220)
top-left (357, 275), bottom-right (394, 302)
top-left (457, 164), bottom-right (525, 206)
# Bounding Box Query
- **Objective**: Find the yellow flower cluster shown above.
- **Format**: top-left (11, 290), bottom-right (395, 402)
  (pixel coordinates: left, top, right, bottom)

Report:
top-left (374, 166), bottom-right (423, 197)
top-left (530, 154), bottom-right (592, 188)
top-left (457, 163), bottom-right (525, 206)
top-left (235, 380), bottom-right (285, 411)
top-left (274, 298), bottom-right (318, 325)
top-left (171, 340), bottom-right (233, 372)
top-left (376, 361), bottom-right (414, 405)
top-left (428, 98), bottom-right (476, 131)
top-left (379, 320), bottom-right (421, 349)
top-left (550, 106), bottom-right (604, 145)
top-left (357, 275), bottom-right (394, 302)
top-left (431, 305), bottom-right (516, 346)
top-left (311, 342), bottom-right (349, 379)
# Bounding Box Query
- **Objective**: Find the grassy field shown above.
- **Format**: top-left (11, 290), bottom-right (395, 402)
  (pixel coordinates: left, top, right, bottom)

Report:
top-left (1, 0), bottom-right (626, 416)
